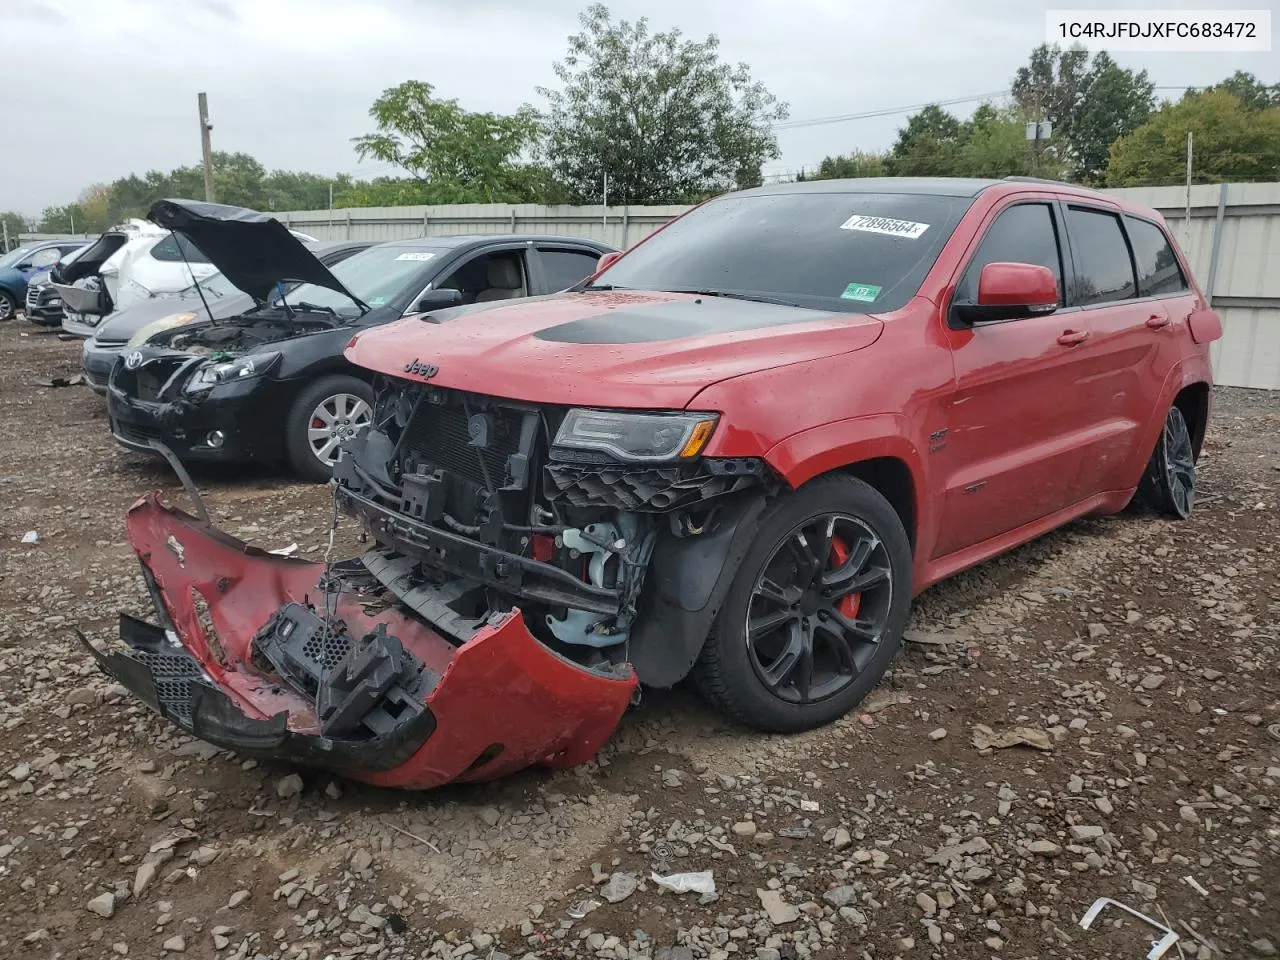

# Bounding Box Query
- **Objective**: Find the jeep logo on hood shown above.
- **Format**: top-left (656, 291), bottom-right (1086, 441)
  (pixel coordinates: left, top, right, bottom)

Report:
top-left (124, 351), bottom-right (144, 371)
top-left (403, 358), bottom-right (438, 379)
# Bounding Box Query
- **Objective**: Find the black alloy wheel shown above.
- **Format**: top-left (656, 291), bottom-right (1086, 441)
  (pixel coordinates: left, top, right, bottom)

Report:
top-left (694, 474), bottom-right (913, 733)
top-left (745, 513), bottom-right (893, 704)
top-left (1139, 405), bottom-right (1196, 519)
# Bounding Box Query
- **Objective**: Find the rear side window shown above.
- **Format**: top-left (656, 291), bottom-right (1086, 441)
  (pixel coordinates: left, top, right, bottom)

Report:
top-left (1125, 217), bottom-right (1188, 297)
top-left (150, 234), bottom-right (211, 264)
top-left (954, 203), bottom-right (1063, 304)
top-left (1066, 207), bottom-right (1137, 306)
top-left (539, 249), bottom-right (602, 292)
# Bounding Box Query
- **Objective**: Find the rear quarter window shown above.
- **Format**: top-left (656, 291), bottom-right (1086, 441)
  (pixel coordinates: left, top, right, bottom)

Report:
top-left (1125, 217), bottom-right (1189, 297)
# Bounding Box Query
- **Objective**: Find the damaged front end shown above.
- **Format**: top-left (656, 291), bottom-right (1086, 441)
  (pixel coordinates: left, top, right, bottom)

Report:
top-left (85, 374), bottom-right (778, 788)
top-left (83, 493), bottom-right (637, 788)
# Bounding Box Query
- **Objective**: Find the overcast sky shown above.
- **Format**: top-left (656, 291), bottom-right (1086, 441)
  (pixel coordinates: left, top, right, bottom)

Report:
top-left (4, 0), bottom-right (1275, 216)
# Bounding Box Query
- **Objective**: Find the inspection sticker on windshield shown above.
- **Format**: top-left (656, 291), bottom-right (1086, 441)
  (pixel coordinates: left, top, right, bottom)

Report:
top-left (367, 296), bottom-right (389, 305)
top-left (841, 282), bottom-right (882, 303)
top-left (839, 214), bottom-right (930, 239)
top-left (395, 252), bottom-right (436, 261)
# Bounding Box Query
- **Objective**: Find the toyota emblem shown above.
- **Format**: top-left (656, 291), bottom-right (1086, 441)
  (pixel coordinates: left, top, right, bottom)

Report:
top-left (124, 351), bottom-right (144, 370)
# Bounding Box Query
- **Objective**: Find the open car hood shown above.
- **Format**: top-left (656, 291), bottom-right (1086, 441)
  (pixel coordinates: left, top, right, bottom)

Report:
top-left (146, 199), bottom-right (349, 304)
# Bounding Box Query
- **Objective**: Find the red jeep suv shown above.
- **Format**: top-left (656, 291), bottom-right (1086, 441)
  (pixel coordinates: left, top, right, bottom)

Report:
top-left (87, 177), bottom-right (1222, 789)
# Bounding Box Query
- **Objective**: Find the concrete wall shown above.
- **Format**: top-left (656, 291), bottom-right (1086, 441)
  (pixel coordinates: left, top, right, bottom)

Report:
top-left (24, 183), bottom-right (1279, 389)
top-left (269, 203), bottom-right (689, 251)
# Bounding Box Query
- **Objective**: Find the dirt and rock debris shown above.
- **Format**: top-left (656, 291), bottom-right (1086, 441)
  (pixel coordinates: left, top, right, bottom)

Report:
top-left (0, 320), bottom-right (1276, 959)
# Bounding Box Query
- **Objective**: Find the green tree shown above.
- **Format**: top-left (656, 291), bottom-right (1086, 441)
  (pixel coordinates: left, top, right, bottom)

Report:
top-left (1211, 70), bottom-right (1279, 110)
top-left (960, 105), bottom-right (1068, 179)
top-left (803, 150), bottom-right (887, 180)
top-left (0, 211), bottom-right (32, 243)
top-left (353, 80), bottom-right (544, 203)
top-left (539, 3), bottom-right (788, 203)
top-left (885, 104), bottom-right (967, 176)
top-left (1012, 44), bottom-right (1154, 183)
top-left (1106, 89), bottom-right (1280, 186)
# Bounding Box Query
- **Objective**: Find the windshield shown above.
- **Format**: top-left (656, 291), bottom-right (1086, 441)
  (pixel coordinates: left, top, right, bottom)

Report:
top-left (595, 191), bottom-right (975, 314)
top-left (0, 246), bottom-right (35, 269)
top-left (275, 244), bottom-right (448, 317)
top-left (181, 272), bottom-right (241, 300)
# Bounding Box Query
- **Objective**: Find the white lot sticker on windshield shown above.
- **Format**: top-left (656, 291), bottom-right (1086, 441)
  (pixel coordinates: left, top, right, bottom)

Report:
top-left (395, 252), bottom-right (436, 261)
top-left (839, 214), bottom-right (930, 239)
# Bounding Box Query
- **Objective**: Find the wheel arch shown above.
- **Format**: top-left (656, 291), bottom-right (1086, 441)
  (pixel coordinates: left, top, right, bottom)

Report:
top-left (1172, 381), bottom-right (1210, 460)
top-left (765, 417), bottom-right (924, 555)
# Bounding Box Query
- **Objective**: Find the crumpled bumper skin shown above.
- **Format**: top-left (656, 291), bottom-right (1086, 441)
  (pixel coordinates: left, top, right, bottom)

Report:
top-left (81, 492), bottom-right (638, 789)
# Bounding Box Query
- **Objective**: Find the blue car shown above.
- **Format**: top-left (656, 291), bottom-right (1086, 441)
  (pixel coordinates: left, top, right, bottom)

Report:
top-left (0, 239), bottom-right (90, 321)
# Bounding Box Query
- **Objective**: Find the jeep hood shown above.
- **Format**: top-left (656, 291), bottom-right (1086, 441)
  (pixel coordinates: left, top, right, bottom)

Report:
top-left (145, 199), bottom-right (349, 304)
top-left (346, 291), bottom-right (885, 409)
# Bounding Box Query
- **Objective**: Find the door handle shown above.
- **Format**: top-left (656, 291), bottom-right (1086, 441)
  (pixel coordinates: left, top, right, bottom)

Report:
top-left (1145, 314), bottom-right (1171, 329)
top-left (1057, 329), bottom-right (1090, 346)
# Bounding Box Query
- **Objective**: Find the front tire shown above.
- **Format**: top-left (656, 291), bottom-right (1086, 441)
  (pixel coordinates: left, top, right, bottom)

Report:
top-left (0, 291), bottom-right (16, 322)
top-left (1138, 405), bottom-right (1196, 519)
top-left (693, 475), bottom-right (913, 733)
top-left (284, 374), bottom-right (374, 483)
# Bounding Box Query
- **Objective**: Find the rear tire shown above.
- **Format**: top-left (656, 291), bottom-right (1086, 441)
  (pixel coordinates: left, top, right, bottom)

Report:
top-left (284, 374), bottom-right (374, 483)
top-left (1138, 405), bottom-right (1196, 519)
top-left (693, 474), bottom-right (913, 733)
top-left (0, 291), bottom-right (16, 322)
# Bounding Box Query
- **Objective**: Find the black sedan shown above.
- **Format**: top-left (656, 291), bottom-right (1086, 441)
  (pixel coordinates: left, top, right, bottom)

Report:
top-left (82, 240), bottom-right (373, 396)
top-left (108, 199), bottom-right (615, 481)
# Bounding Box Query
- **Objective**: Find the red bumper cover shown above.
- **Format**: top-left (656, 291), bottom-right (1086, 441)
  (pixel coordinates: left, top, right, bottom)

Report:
top-left (81, 493), bottom-right (637, 789)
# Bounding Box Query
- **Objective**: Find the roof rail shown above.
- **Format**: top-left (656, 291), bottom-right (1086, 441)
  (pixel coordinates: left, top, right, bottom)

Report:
top-left (1002, 175), bottom-right (1077, 187)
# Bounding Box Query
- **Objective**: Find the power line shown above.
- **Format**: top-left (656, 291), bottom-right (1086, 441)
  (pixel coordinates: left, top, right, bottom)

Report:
top-left (773, 83), bottom-right (1220, 132)
top-left (774, 91), bottom-right (1010, 130)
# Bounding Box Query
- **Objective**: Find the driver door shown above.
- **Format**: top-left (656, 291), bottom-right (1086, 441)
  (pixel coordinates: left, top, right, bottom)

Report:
top-left (934, 199), bottom-right (1094, 558)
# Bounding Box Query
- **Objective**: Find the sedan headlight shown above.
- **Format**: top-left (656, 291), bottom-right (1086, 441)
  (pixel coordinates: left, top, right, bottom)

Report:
top-left (553, 409), bottom-right (718, 462)
top-left (184, 352), bottom-right (281, 394)
top-left (127, 312), bottom-right (197, 348)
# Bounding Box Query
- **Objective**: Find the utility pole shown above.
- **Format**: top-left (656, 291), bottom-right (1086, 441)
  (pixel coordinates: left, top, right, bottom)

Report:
top-left (602, 170), bottom-right (609, 227)
top-left (198, 92), bottom-right (215, 203)
top-left (1183, 131), bottom-right (1193, 249)
top-left (2, 220), bottom-right (9, 253)
top-left (69, 209), bottom-right (75, 235)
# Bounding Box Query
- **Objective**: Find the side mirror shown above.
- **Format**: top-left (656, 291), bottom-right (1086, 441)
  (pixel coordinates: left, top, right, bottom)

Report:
top-left (954, 262), bottom-right (1059, 325)
top-left (596, 251), bottom-right (622, 272)
top-left (415, 288), bottom-right (463, 312)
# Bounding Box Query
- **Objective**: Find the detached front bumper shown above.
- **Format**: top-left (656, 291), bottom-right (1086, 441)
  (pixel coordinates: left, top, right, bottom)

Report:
top-left (78, 493), bottom-right (637, 789)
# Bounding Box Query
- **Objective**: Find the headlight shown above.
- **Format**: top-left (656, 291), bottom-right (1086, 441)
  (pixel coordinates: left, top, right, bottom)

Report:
top-left (184, 352), bottom-right (281, 394)
top-left (127, 312), bottom-right (198, 348)
top-left (553, 409), bottom-right (718, 462)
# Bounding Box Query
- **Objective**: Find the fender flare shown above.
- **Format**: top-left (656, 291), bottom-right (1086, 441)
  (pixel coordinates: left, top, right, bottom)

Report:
top-left (1123, 360), bottom-right (1213, 488)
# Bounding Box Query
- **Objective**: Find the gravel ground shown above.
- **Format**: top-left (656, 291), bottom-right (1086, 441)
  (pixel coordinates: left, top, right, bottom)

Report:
top-left (0, 318), bottom-right (1276, 960)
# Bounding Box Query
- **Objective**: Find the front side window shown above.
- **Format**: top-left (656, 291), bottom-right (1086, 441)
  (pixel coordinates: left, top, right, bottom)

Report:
top-left (1066, 207), bottom-right (1137, 306)
top-left (1125, 217), bottom-right (1188, 297)
top-left (953, 203), bottom-right (1063, 305)
top-left (595, 191), bottom-right (975, 314)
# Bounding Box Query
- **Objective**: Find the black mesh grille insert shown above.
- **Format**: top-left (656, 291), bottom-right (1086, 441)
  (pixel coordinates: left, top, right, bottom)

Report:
top-left (402, 400), bottom-right (525, 489)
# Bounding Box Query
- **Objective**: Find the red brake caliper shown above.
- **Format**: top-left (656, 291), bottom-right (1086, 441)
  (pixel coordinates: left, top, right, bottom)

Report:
top-left (829, 536), bottom-right (863, 618)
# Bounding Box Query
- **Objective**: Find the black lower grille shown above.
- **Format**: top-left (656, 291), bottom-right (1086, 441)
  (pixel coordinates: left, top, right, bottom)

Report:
top-left (128, 649), bottom-right (204, 724)
top-left (402, 399), bottom-right (526, 489)
top-left (115, 419), bottom-right (162, 447)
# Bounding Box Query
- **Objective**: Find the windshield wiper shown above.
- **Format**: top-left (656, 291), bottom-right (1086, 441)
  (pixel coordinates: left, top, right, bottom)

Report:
top-left (664, 288), bottom-right (799, 307)
top-left (580, 283), bottom-right (630, 292)
top-left (294, 301), bottom-right (338, 316)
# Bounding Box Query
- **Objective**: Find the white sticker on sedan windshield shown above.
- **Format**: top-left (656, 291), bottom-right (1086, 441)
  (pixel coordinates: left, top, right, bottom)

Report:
top-left (839, 214), bottom-right (930, 239)
top-left (395, 252), bottom-right (436, 261)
